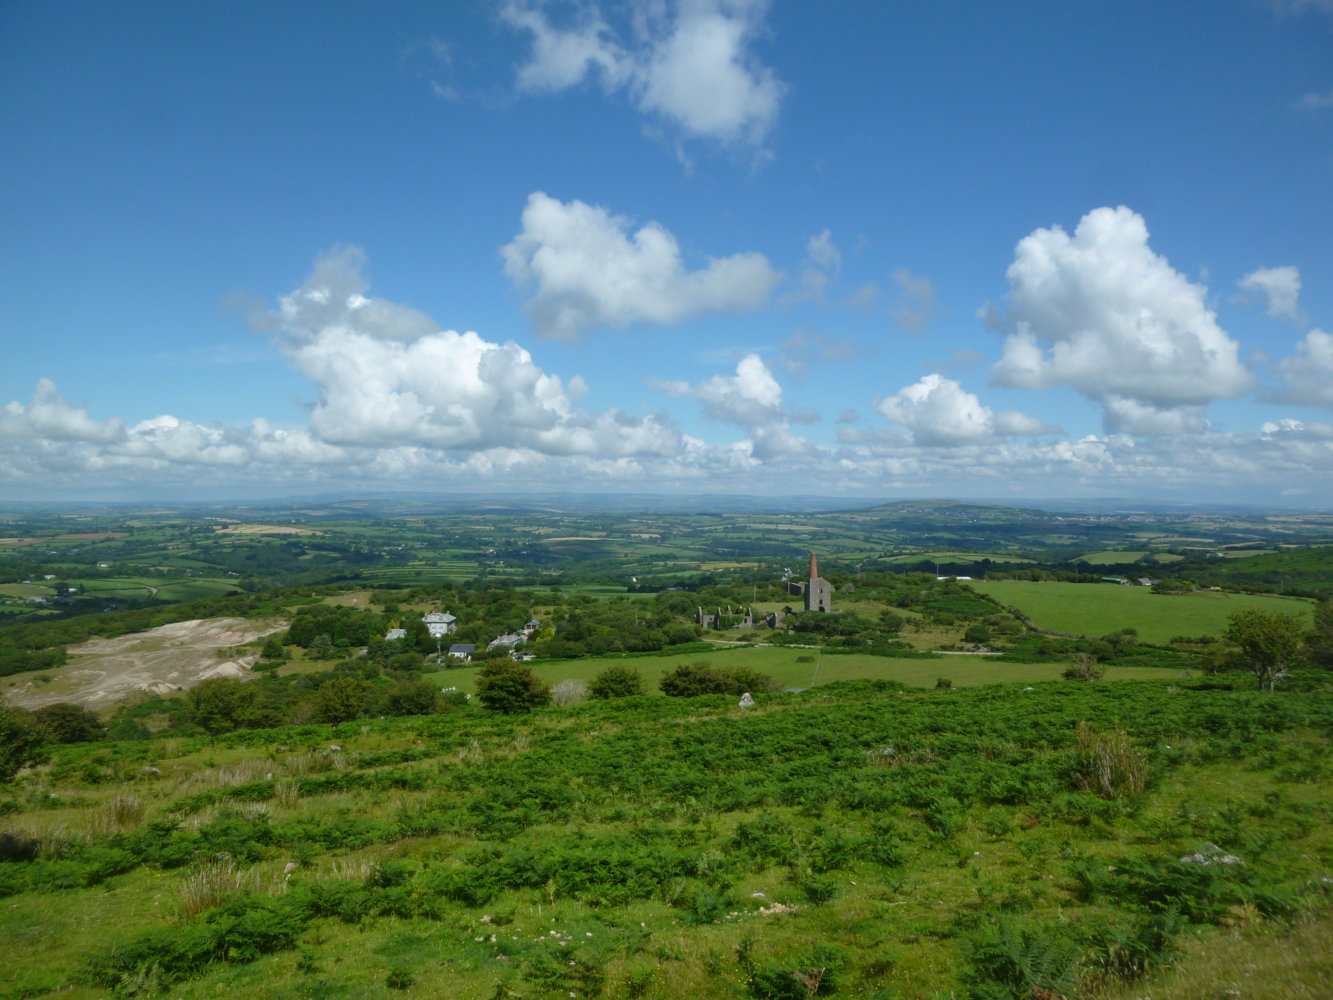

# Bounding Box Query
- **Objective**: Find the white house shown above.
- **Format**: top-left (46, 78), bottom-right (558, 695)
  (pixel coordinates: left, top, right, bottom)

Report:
top-left (422, 611), bottom-right (457, 639)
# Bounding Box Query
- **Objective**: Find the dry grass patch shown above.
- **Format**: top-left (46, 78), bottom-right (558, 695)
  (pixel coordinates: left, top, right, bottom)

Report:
top-left (1090, 913), bottom-right (1333, 1000)
top-left (91, 794), bottom-right (146, 835)
top-left (174, 758), bottom-right (274, 793)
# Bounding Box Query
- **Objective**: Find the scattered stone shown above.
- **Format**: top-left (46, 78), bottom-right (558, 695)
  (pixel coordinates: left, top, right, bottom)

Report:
top-left (738, 692), bottom-right (755, 708)
top-left (1180, 842), bottom-right (1242, 865)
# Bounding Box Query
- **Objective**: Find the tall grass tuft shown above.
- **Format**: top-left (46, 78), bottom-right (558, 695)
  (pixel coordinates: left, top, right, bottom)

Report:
top-left (1072, 722), bottom-right (1149, 799)
top-left (92, 795), bottom-right (145, 835)
top-left (273, 781), bottom-right (300, 809)
top-left (180, 857), bottom-right (245, 918)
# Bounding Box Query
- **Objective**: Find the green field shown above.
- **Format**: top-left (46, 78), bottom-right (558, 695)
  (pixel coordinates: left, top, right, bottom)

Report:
top-left (423, 644), bottom-right (1182, 696)
top-left (0, 583), bottom-right (53, 598)
top-left (1072, 550), bottom-right (1150, 565)
top-left (971, 580), bottom-right (1314, 643)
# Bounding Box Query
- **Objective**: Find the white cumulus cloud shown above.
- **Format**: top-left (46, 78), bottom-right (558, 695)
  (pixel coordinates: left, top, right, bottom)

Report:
top-left (501, 191), bottom-right (781, 340)
top-left (274, 245), bottom-right (682, 457)
top-left (1273, 328), bottom-right (1333, 407)
top-left (875, 374), bottom-right (1056, 447)
top-left (652, 353), bottom-right (784, 427)
top-left (502, 0), bottom-right (783, 150)
top-left (990, 206), bottom-right (1253, 433)
top-left (1236, 265), bottom-right (1303, 323)
top-left (0, 380), bottom-right (126, 443)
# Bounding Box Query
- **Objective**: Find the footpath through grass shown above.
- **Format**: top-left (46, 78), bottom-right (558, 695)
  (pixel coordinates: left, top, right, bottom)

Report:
top-left (970, 580), bottom-right (1314, 643)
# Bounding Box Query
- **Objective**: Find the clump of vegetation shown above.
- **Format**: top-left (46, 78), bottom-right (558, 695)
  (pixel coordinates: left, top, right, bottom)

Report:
top-left (474, 660), bottom-right (551, 713)
top-left (1062, 653), bottom-right (1106, 681)
top-left (1071, 721), bottom-right (1149, 799)
top-left (588, 665), bottom-right (644, 699)
top-left (659, 661), bottom-right (775, 697)
top-left (32, 702), bottom-right (106, 743)
top-left (737, 936), bottom-right (844, 999)
top-left (180, 857), bottom-right (246, 918)
top-left (549, 677), bottom-right (588, 706)
top-left (0, 705), bottom-right (50, 781)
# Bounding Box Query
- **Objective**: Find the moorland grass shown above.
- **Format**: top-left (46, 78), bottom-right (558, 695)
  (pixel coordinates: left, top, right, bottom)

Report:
top-left (1, 676), bottom-right (1330, 999)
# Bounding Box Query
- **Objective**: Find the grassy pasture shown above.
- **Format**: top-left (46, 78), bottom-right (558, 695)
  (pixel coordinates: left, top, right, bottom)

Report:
top-left (423, 644), bottom-right (1182, 695)
top-left (0, 583), bottom-right (53, 598)
top-left (971, 580), bottom-right (1314, 643)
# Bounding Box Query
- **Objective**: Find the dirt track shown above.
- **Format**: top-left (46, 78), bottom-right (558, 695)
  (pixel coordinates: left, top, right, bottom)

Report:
top-left (5, 617), bottom-right (287, 711)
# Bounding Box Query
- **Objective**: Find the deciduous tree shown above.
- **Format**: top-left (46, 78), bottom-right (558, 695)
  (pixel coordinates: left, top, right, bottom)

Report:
top-left (0, 705), bottom-right (50, 782)
top-left (33, 702), bottom-right (106, 743)
top-left (187, 678), bottom-right (261, 735)
top-left (313, 676), bottom-right (371, 724)
top-left (1223, 609), bottom-right (1306, 692)
top-left (1308, 599), bottom-right (1333, 670)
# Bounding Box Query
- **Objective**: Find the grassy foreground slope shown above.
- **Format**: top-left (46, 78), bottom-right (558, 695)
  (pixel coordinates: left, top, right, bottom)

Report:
top-left (2, 675), bottom-right (1330, 1000)
top-left (970, 581), bottom-right (1314, 643)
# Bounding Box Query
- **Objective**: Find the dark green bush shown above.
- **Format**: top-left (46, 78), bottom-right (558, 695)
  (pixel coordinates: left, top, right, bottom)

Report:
top-left (589, 665), bottom-right (644, 699)
top-left (475, 661), bottom-right (551, 714)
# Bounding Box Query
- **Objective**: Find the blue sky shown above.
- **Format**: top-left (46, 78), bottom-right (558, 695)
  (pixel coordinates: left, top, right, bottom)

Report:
top-left (3, 0), bottom-right (1332, 503)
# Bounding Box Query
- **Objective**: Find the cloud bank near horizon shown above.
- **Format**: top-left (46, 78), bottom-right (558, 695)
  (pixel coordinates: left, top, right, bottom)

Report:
top-left (3, 200), bottom-right (1331, 502)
